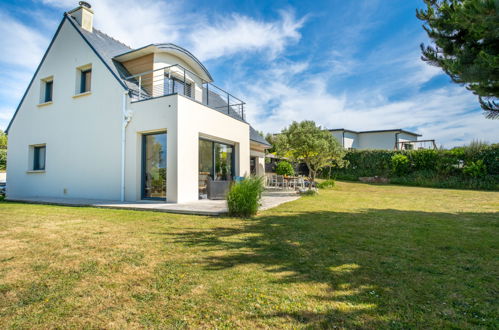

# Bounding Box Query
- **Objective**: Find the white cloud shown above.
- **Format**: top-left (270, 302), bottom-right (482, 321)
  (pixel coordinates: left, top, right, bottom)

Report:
top-left (41, 0), bottom-right (185, 47)
top-left (0, 11), bottom-right (52, 129)
top-left (40, 0), bottom-right (305, 61)
top-left (244, 60), bottom-right (496, 148)
top-left (189, 10), bottom-right (305, 61)
top-left (0, 0), bottom-right (495, 148)
top-left (0, 11), bottom-right (49, 70)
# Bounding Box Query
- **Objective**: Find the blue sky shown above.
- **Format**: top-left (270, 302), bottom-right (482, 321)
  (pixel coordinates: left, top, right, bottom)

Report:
top-left (0, 0), bottom-right (497, 146)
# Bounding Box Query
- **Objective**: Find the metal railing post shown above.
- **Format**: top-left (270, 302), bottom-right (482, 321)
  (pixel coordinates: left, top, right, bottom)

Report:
top-left (183, 68), bottom-right (186, 96)
top-left (124, 64), bottom-right (248, 120)
top-left (138, 75), bottom-right (142, 100)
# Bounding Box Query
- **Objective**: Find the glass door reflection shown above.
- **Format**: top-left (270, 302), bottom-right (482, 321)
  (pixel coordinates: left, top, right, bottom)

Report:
top-left (143, 132), bottom-right (167, 200)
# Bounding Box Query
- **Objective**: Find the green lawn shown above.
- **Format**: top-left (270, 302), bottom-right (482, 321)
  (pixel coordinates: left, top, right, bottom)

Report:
top-left (0, 182), bottom-right (498, 328)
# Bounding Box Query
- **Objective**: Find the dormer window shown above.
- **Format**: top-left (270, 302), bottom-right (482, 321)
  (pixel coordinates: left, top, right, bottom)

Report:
top-left (75, 64), bottom-right (92, 95)
top-left (40, 77), bottom-right (53, 104)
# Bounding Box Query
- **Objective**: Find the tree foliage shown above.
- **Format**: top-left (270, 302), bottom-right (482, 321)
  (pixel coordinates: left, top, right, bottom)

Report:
top-left (275, 161), bottom-right (295, 176)
top-left (274, 121), bottom-right (345, 186)
top-left (0, 130), bottom-right (7, 149)
top-left (416, 0), bottom-right (499, 118)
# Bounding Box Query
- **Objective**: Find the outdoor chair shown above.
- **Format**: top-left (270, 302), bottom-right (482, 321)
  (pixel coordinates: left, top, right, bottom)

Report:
top-left (276, 175), bottom-right (287, 189)
top-left (266, 174), bottom-right (275, 187)
top-left (269, 174), bottom-right (278, 188)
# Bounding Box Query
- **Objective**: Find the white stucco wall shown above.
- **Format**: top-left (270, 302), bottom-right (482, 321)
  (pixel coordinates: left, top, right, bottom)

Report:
top-left (330, 131), bottom-right (343, 146)
top-left (398, 132), bottom-right (418, 143)
top-left (6, 19), bottom-right (124, 200)
top-left (125, 95), bottom-right (178, 202)
top-left (126, 94), bottom-right (250, 203)
top-left (330, 131), bottom-right (359, 149)
top-left (358, 132), bottom-right (398, 150)
top-left (344, 132), bottom-right (358, 149)
top-left (176, 95), bottom-right (250, 203)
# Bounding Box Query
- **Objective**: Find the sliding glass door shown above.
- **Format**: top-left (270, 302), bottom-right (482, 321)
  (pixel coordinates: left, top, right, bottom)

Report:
top-left (198, 139), bottom-right (234, 198)
top-left (142, 132), bottom-right (167, 200)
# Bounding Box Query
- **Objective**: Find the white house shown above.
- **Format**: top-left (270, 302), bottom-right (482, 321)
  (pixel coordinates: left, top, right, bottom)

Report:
top-left (5, 2), bottom-right (270, 203)
top-left (329, 128), bottom-right (436, 150)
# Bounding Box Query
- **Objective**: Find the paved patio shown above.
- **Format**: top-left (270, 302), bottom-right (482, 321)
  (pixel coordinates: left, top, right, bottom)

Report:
top-left (6, 191), bottom-right (300, 216)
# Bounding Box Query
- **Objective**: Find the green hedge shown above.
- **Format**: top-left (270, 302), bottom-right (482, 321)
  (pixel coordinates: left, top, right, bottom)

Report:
top-left (322, 144), bottom-right (499, 190)
top-left (0, 149), bottom-right (6, 171)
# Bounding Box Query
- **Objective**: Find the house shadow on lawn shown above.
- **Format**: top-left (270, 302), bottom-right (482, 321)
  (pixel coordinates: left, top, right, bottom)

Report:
top-left (167, 208), bottom-right (497, 328)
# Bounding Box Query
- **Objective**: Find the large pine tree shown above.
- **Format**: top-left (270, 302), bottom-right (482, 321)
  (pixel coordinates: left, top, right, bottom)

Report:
top-left (416, 0), bottom-right (498, 118)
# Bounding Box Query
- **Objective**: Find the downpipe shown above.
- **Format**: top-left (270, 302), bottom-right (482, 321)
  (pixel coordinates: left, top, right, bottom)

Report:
top-left (121, 91), bottom-right (132, 202)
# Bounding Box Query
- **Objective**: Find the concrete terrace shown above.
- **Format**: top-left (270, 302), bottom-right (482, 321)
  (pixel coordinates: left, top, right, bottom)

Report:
top-left (6, 191), bottom-right (300, 216)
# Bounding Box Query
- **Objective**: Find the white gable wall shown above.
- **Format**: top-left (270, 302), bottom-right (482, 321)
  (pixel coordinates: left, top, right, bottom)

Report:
top-left (6, 19), bottom-right (124, 200)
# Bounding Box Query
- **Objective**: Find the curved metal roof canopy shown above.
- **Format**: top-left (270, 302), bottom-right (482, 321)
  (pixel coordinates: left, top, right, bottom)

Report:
top-left (113, 43), bottom-right (213, 82)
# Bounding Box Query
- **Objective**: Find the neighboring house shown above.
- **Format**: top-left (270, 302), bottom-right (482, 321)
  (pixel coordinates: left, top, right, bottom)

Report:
top-left (329, 128), bottom-right (436, 150)
top-left (5, 3), bottom-right (270, 203)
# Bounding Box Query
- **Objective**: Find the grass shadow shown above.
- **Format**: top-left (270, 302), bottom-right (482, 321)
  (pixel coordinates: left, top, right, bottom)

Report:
top-left (168, 208), bottom-right (498, 328)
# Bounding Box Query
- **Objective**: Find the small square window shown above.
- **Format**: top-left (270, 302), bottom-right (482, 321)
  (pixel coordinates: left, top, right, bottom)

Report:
top-left (33, 146), bottom-right (46, 170)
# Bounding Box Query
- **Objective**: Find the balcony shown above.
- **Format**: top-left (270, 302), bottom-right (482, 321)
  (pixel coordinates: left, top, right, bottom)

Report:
top-left (124, 64), bottom-right (246, 121)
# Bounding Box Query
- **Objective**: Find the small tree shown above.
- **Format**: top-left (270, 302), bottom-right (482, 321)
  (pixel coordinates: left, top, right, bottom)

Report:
top-left (275, 161), bottom-right (295, 176)
top-left (274, 121), bottom-right (345, 188)
top-left (0, 130), bottom-right (7, 149)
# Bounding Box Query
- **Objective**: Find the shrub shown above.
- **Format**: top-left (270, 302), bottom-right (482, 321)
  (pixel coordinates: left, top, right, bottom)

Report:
top-left (328, 144), bottom-right (499, 190)
top-left (409, 149), bottom-right (438, 171)
top-left (275, 161), bottom-right (295, 176)
top-left (463, 160), bottom-right (487, 178)
top-left (317, 179), bottom-right (335, 189)
top-left (226, 176), bottom-right (264, 217)
top-left (300, 188), bottom-right (318, 196)
top-left (391, 154), bottom-right (410, 176)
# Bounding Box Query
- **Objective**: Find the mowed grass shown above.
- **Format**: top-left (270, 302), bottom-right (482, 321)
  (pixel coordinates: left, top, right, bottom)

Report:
top-left (0, 182), bottom-right (498, 328)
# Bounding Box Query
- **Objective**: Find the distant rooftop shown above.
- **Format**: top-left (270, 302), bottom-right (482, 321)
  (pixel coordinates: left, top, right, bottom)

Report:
top-left (329, 128), bottom-right (421, 137)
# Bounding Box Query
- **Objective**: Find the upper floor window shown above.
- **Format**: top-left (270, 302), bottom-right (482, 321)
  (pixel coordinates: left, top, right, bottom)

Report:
top-left (173, 78), bottom-right (191, 97)
top-left (80, 69), bottom-right (92, 93)
top-left (164, 75), bottom-right (191, 97)
top-left (76, 64), bottom-right (92, 94)
top-left (32, 145), bottom-right (46, 171)
top-left (40, 77), bottom-right (53, 103)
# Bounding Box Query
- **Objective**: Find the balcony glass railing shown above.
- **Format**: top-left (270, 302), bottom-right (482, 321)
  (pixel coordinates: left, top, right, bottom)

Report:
top-left (124, 64), bottom-right (246, 121)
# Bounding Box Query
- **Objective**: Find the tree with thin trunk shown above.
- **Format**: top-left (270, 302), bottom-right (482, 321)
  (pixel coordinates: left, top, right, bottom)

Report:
top-left (416, 0), bottom-right (499, 118)
top-left (274, 121), bottom-right (345, 188)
